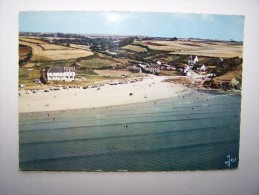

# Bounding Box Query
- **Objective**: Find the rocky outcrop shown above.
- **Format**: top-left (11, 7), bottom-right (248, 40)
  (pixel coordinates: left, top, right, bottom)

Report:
top-left (203, 77), bottom-right (241, 91)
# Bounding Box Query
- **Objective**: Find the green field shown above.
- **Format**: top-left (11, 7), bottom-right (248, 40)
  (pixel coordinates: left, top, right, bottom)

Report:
top-left (79, 58), bottom-right (116, 69)
top-left (19, 68), bottom-right (41, 86)
top-left (36, 59), bottom-right (75, 69)
top-left (122, 45), bottom-right (148, 52)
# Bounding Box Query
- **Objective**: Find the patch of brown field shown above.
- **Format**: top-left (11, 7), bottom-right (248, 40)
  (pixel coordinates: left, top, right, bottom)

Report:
top-left (182, 43), bottom-right (202, 47)
top-left (20, 40), bottom-right (43, 53)
top-left (141, 40), bottom-right (243, 58)
top-left (143, 41), bottom-right (167, 46)
top-left (173, 47), bottom-right (243, 58)
top-left (70, 44), bottom-right (91, 50)
top-left (142, 40), bottom-right (201, 51)
top-left (36, 50), bottom-right (94, 61)
top-left (19, 40), bottom-right (94, 61)
top-left (19, 37), bottom-right (47, 44)
top-left (22, 63), bottom-right (37, 68)
top-left (39, 44), bottom-right (73, 50)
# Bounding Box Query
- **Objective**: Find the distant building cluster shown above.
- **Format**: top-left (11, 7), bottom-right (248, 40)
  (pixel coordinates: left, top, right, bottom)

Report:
top-left (128, 60), bottom-right (177, 75)
top-left (184, 55), bottom-right (207, 75)
top-left (128, 56), bottom-right (208, 76)
top-left (44, 55), bottom-right (210, 83)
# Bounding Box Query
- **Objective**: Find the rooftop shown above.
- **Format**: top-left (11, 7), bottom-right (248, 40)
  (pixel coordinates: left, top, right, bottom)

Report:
top-left (48, 67), bottom-right (75, 73)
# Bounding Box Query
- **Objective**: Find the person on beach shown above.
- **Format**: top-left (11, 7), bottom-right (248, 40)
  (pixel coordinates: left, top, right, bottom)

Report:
top-left (124, 123), bottom-right (128, 128)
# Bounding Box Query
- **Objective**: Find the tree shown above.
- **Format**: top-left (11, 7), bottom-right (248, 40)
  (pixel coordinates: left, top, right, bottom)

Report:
top-left (171, 37), bottom-right (177, 41)
top-left (118, 37), bottom-right (134, 47)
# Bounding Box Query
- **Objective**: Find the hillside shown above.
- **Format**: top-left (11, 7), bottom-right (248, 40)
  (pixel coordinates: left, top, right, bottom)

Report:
top-left (18, 34), bottom-right (243, 90)
top-left (203, 57), bottom-right (242, 90)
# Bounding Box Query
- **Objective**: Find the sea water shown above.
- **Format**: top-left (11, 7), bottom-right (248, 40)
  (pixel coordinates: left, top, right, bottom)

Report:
top-left (19, 90), bottom-right (241, 171)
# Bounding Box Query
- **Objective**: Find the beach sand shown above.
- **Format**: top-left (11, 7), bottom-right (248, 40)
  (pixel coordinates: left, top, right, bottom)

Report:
top-left (19, 75), bottom-right (190, 113)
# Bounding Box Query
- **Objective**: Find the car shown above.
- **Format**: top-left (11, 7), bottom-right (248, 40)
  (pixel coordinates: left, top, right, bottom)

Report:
top-left (19, 84), bottom-right (25, 88)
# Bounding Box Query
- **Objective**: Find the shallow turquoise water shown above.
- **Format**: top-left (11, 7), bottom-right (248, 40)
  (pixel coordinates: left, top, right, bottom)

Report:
top-left (19, 90), bottom-right (241, 171)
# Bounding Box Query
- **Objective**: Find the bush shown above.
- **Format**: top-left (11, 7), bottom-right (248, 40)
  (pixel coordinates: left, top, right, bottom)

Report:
top-left (118, 37), bottom-right (134, 47)
top-left (213, 57), bottom-right (242, 76)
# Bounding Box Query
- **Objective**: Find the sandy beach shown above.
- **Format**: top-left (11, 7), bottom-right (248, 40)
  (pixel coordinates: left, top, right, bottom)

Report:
top-left (19, 75), bottom-right (190, 113)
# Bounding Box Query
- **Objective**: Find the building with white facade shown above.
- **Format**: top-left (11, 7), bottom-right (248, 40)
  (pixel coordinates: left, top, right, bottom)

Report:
top-left (46, 67), bottom-right (75, 81)
top-left (136, 63), bottom-right (160, 74)
top-left (188, 55), bottom-right (199, 65)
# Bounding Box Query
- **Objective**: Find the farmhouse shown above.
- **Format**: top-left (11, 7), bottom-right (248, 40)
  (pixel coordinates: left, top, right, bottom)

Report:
top-left (46, 67), bottom-right (75, 81)
top-left (148, 64), bottom-right (160, 74)
top-left (136, 63), bottom-right (160, 74)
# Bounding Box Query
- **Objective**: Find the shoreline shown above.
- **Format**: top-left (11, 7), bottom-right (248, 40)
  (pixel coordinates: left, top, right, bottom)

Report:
top-left (18, 95), bottom-right (183, 117)
top-left (19, 75), bottom-right (191, 114)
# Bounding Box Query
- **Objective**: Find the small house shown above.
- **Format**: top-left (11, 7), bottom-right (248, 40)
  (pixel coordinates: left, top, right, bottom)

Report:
top-left (197, 64), bottom-right (207, 72)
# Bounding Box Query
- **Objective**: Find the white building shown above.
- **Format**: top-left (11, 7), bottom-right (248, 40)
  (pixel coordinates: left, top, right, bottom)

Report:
top-left (197, 64), bottom-right (207, 72)
top-left (46, 67), bottom-right (75, 81)
top-left (137, 63), bottom-right (160, 74)
top-left (188, 55), bottom-right (199, 65)
top-left (184, 65), bottom-right (190, 74)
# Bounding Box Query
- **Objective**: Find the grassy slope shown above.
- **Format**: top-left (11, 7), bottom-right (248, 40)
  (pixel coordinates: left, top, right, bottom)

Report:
top-left (213, 64), bottom-right (242, 82)
top-left (122, 45), bottom-right (148, 52)
top-left (79, 58), bottom-right (115, 69)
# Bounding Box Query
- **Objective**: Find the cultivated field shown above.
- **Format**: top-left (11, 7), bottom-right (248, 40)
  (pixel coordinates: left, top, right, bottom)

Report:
top-left (79, 58), bottom-right (117, 69)
top-left (40, 50), bottom-right (93, 61)
top-left (20, 37), bottom-right (47, 44)
top-left (19, 38), bottom-right (94, 61)
top-left (39, 44), bottom-right (72, 50)
top-left (141, 40), bottom-right (243, 58)
top-left (122, 45), bottom-right (147, 52)
top-left (70, 44), bottom-right (91, 50)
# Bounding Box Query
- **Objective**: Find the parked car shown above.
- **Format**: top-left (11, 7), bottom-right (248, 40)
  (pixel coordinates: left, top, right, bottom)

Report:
top-left (19, 84), bottom-right (25, 88)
